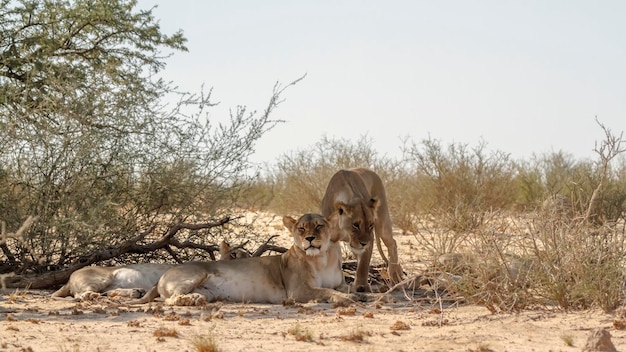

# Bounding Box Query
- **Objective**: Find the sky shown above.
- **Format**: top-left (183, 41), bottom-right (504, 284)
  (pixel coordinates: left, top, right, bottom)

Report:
top-left (137, 0), bottom-right (625, 166)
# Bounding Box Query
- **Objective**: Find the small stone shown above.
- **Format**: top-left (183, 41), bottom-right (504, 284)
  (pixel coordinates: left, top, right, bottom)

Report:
top-left (582, 328), bottom-right (616, 352)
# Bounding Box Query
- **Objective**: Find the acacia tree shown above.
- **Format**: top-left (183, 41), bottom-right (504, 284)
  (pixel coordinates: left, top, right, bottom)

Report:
top-left (0, 0), bottom-right (299, 286)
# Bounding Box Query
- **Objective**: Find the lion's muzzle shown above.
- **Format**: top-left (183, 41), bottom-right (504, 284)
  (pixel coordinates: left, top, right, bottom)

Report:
top-left (304, 237), bottom-right (322, 256)
top-left (349, 239), bottom-right (368, 255)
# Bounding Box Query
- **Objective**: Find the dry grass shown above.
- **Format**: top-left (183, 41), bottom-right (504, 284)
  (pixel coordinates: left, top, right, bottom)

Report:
top-left (560, 334), bottom-right (575, 347)
top-left (339, 328), bottom-right (372, 343)
top-left (390, 320), bottom-right (410, 331)
top-left (468, 344), bottom-right (495, 352)
top-left (153, 327), bottom-right (178, 338)
top-left (287, 323), bottom-right (313, 342)
top-left (190, 335), bottom-right (221, 352)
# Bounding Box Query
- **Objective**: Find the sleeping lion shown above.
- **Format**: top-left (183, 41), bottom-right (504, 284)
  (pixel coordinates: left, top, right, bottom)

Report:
top-left (51, 239), bottom-right (245, 301)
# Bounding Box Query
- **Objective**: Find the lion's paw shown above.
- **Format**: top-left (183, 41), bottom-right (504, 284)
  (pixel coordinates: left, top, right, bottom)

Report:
top-left (78, 291), bottom-right (101, 301)
top-left (353, 283), bottom-right (372, 293)
top-left (329, 293), bottom-right (355, 305)
top-left (350, 292), bottom-right (369, 302)
top-left (165, 293), bottom-right (207, 306)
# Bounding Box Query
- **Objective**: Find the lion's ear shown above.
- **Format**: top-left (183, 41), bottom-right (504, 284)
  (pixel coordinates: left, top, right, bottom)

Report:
top-left (368, 197), bottom-right (379, 211)
top-left (219, 240), bottom-right (231, 253)
top-left (334, 201), bottom-right (348, 215)
top-left (219, 240), bottom-right (233, 260)
top-left (282, 216), bottom-right (297, 231)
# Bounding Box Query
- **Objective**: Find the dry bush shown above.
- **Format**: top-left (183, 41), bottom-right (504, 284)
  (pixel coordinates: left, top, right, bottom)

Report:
top-left (432, 216), bottom-right (541, 313)
top-left (265, 135), bottom-right (398, 215)
top-left (515, 140), bottom-right (626, 226)
top-left (190, 335), bottom-right (221, 352)
top-left (381, 166), bottom-right (422, 234)
top-left (532, 222), bottom-right (625, 311)
top-left (433, 216), bottom-right (624, 313)
top-left (402, 137), bottom-right (516, 233)
top-left (402, 138), bottom-right (516, 263)
top-left (287, 323), bottom-right (313, 342)
top-left (0, 0), bottom-right (304, 283)
top-left (439, 121), bottom-right (626, 313)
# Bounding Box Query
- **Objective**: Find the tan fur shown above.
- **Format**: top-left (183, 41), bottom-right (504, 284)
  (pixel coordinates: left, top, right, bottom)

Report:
top-left (51, 263), bottom-right (174, 301)
top-left (219, 240), bottom-right (251, 260)
top-left (321, 168), bottom-right (403, 291)
top-left (130, 214), bottom-right (356, 306)
top-left (51, 240), bottom-right (246, 301)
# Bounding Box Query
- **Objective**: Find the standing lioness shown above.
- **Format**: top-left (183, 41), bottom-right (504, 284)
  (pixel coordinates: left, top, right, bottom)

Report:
top-left (321, 168), bottom-right (403, 291)
top-left (130, 213), bottom-right (356, 306)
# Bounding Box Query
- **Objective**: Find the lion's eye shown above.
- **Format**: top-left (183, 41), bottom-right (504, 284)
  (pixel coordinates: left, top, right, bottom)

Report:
top-left (298, 227), bottom-right (306, 233)
top-left (352, 223), bottom-right (360, 230)
top-left (368, 224), bottom-right (375, 231)
top-left (315, 224), bottom-right (323, 231)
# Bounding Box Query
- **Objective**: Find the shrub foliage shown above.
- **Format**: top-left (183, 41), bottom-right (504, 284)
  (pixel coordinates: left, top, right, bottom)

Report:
top-left (0, 0), bottom-right (299, 285)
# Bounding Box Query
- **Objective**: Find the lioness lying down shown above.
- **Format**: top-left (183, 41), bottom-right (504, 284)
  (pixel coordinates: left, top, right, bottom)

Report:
top-left (131, 213), bottom-right (358, 306)
top-left (51, 263), bottom-right (174, 301)
top-left (52, 240), bottom-right (245, 301)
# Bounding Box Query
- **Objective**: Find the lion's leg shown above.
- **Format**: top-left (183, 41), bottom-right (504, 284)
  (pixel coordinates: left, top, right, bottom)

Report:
top-left (354, 242), bottom-right (373, 292)
top-left (164, 293), bottom-right (207, 306)
top-left (77, 291), bottom-right (102, 301)
top-left (376, 207), bottom-right (403, 285)
top-left (290, 284), bottom-right (358, 304)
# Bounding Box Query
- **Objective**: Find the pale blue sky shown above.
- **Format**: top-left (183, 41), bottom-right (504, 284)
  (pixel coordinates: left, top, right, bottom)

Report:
top-left (138, 0), bottom-right (625, 165)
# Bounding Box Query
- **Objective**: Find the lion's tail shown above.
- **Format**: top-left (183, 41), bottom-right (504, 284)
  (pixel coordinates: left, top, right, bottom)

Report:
top-left (51, 284), bottom-right (70, 298)
top-left (128, 284), bottom-right (159, 305)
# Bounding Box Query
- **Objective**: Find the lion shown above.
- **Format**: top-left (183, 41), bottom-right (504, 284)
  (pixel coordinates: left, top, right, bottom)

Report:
top-left (219, 240), bottom-right (251, 260)
top-left (321, 167), bottom-right (403, 292)
top-left (130, 213), bottom-right (357, 306)
top-left (50, 263), bottom-right (174, 301)
top-left (51, 239), bottom-right (246, 301)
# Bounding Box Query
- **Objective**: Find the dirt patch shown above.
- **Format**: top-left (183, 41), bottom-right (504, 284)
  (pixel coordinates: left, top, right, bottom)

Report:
top-left (1, 290), bottom-right (624, 352)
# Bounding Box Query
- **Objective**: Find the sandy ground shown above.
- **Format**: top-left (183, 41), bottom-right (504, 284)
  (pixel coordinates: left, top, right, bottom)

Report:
top-left (1, 214), bottom-right (625, 352)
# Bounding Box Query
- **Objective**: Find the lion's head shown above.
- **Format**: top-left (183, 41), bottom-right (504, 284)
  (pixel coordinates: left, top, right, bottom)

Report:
top-left (219, 240), bottom-right (251, 260)
top-left (282, 213), bottom-right (332, 256)
top-left (333, 198), bottom-right (379, 254)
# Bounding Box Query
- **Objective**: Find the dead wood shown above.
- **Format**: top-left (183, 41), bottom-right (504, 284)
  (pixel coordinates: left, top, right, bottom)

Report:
top-left (251, 234), bottom-right (287, 256)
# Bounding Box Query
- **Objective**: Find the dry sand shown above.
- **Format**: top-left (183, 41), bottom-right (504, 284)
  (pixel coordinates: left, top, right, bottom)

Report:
top-left (1, 213), bottom-right (625, 352)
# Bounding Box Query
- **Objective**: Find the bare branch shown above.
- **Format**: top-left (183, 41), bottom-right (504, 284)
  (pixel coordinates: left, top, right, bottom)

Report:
top-left (583, 118), bottom-right (625, 223)
top-left (251, 235), bottom-right (287, 257)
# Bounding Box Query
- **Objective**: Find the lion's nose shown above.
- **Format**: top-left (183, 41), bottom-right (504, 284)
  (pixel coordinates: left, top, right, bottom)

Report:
top-left (359, 241), bottom-right (368, 247)
top-left (305, 236), bottom-right (315, 242)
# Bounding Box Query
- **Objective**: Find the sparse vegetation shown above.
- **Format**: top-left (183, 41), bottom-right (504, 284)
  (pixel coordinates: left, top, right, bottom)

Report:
top-left (0, 0), bottom-right (624, 320)
top-left (0, 0), bottom-right (302, 288)
top-left (190, 334), bottom-right (221, 352)
top-left (153, 327), bottom-right (178, 338)
top-left (287, 323), bottom-right (313, 342)
top-left (339, 328), bottom-right (372, 343)
top-left (390, 320), bottom-right (410, 331)
top-left (561, 334), bottom-right (575, 347)
top-left (261, 120), bottom-right (625, 313)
